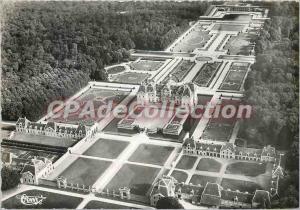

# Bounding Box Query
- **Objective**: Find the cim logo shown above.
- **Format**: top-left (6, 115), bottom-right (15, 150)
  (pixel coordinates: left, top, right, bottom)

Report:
top-left (16, 194), bottom-right (46, 206)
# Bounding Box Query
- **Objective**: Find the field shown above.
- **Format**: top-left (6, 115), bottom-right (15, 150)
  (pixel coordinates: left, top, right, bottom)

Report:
top-left (107, 65), bottom-right (126, 74)
top-left (129, 144), bottom-right (174, 166)
top-left (176, 155), bottom-right (197, 170)
top-left (59, 157), bottom-right (111, 186)
top-left (189, 174), bottom-right (218, 187)
top-left (172, 27), bottom-right (212, 53)
top-left (164, 60), bottom-right (195, 82)
top-left (225, 162), bottom-right (267, 177)
top-left (212, 24), bottom-right (244, 32)
top-left (193, 62), bottom-right (221, 87)
top-left (129, 60), bottom-right (165, 71)
top-left (84, 200), bottom-right (137, 209)
top-left (224, 33), bottom-right (256, 55)
top-left (48, 88), bottom-right (129, 126)
top-left (110, 72), bottom-right (151, 84)
top-left (83, 138), bottom-right (129, 159)
top-left (171, 170), bottom-right (188, 183)
top-left (12, 132), bottom-right (75, 147)
top-left (221, 178), bottom-right (262, 193)
top-left (196, 158), bottom-right (222, 172)
top-left (2, 190), bottom-right (83, 209)
top-left (106, 164), bottom-right (160, 196)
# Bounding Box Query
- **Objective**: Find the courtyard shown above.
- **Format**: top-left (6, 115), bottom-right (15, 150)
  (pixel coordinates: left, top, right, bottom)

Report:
top-left (83, 138), bottom-right (129, 159)
top-left (212, 23), bottom-right (245, 32)
top-left (58, 157), bottom-right (111, 186)
top-left (106, 163), bottom-right (161, 196)
top-left (129, 144), bottom-right (174, 166)
top-left (225, 162), bottom-right (267, 177)
top-left (196, 158), bottom-right (222, 172)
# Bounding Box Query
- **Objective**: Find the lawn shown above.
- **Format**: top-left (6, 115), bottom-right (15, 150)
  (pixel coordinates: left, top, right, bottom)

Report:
top-left (193, 62), bottom-right (221, 87)
top-left (84, 200), bottom-right (137, 209)
top-left (106, 164), bottom-right (160, 196)
top-left (221, 178), bottom-right (262, 193)
top-left (225, 162), bottom-right (267, 177)
top-left (59, 157), bottom-right (111, 186)
top-left (129, 144), bottom-right (174, 166)
top-left (2, 190), bottom-right (83, 209)
top-left (219, 71), bottom-right (246, 91)
top-left (176, 155), bottom-right (197, 170)
top-left (110, 72), bottom-right (151, 84)
top-left (171, 170), bottom-right (188, 183)
top-left (107, 65), bottom-right (126, 74)
top-left (189, 175), bottom-right (218, 187)
top-left (83, 138), bottom-right (129, 159)
top-left (129, 60), bottom-right (165, 71)
top-left (196, 158), bottom-right (222, 172)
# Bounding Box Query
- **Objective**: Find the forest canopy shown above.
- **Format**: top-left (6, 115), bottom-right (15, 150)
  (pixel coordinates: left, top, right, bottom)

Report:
top-left (1, 1), bottom-right (210, 121)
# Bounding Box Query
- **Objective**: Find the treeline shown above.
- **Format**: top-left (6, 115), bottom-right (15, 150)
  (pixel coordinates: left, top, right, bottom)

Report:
top-left (240, 1), bottom-right (299, 149)
top-left (239, 2), bottom-right (298, 208)
top-left (1, 1), bottom-right (210, 121)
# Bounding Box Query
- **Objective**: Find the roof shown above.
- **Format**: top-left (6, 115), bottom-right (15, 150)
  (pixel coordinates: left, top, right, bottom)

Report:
top-left (235, 146), bottom-right (262, 157)
top-left (221, 143), bottom-right (235, 152)
top-left (200, 194), bottom-right (221, 206)
top-left (150, 176), bottom-right (176, 197)
top-left (221, 190), bottom-right (253, 204)
top-left (21, 163), bottom-right (36, 175)
top-left (76, 124), bottom-right (86, 135)
top-left (261, 145), bottom-right (276, 157)
top-left (16, 118), bottom-right (26, 126)
top-left (45, 122), bottom-right (56, 130)
top-left (195, 143), bottom-right (222, 153)
top-left (252, 190), bottom-right (271, 208)
top-left (183, 137), bottom-right (196, 147)
top-left (175, 183), bottom-right (204, 195)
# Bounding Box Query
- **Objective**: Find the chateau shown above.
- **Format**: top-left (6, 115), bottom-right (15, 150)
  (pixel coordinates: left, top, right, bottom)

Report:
top-left (16, 117), bottom-right (88, 140)
top-left (183, 137), bottom-right (277, 162)
top-left (137, 79), bottom-right (198, 107)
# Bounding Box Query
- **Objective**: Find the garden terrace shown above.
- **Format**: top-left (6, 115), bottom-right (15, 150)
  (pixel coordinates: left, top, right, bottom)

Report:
top-left (110, 72), bottom-right (151, 84)
top-left (172, 26), bottom-right (212, 53)
top-left (129, 60), bottom-right (165, 71)
top-left (48, 88), bottom-right (130, 126)
top-left (106, 65), bottom-right (126, 74)
top-left (224, 33), bottom-right (256, 55)
top-left (192, 62), bottom-right (222, 87)
top-left (165, 60), bottom-right (196, 82)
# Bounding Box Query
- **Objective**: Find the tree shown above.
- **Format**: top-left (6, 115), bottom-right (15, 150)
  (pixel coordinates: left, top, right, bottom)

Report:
top-left (1, 167), bottom-right (21, 191)
top-left (156, 197), bottom-right (183, 209)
